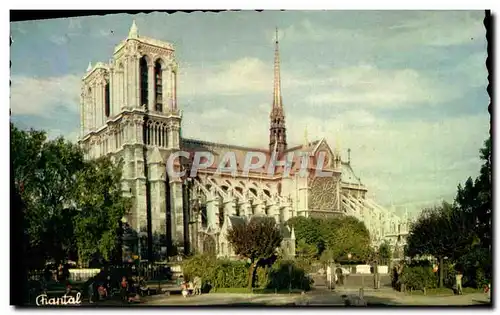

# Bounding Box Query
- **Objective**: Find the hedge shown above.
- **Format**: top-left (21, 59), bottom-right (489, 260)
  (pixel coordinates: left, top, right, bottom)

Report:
top-left (183, 255), bottom-right (313, 292)
top-left (400, 264), bottom-right (437, 291)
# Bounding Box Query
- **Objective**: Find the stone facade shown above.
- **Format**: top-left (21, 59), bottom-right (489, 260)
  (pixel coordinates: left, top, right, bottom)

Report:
top-left (78, 21), bottom-right (410, 260)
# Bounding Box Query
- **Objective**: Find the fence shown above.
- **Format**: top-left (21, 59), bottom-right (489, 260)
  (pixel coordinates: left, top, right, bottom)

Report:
top-left (68, 269), bottom-right (101, 282)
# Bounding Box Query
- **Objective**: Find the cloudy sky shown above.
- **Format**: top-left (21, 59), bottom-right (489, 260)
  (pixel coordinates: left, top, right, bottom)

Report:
top-left (10, 11), bottom-right (489, 216)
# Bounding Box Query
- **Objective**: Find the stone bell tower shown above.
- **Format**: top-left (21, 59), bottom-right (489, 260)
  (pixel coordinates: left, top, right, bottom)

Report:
top-left (79, 20), bottom-right (185, 260)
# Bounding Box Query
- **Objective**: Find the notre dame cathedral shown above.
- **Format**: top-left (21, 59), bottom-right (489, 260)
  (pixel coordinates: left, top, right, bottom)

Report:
top-left (78, 21), bottom-right (410, 262)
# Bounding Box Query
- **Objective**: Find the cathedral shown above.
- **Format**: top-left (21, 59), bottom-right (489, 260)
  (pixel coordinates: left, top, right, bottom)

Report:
top-left (78, 21), bottom-right (410, 262)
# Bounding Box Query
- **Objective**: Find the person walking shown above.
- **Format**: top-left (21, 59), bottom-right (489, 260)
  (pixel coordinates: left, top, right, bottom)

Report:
top-left (326, 265), bottom-right (332, 290)
top-left (120, 276), bottom-right (129, 303)
top-left (455, 271), bottom-right (463, 295)
top-left (87, 280), bottom-right (95, 304)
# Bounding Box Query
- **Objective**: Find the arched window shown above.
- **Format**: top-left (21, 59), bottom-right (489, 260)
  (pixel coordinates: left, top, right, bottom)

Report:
top-left (154, 60), bottom-right (163, 112)
top-left (104, 82), bottom-right (110, 117)
top-left (140, 56), bottom-right (148, 107)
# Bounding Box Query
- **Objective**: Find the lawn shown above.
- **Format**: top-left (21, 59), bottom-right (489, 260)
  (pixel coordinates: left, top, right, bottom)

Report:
top-left (211, 287), bottom-right (305, 294)
top-left (405, 287), bottom-right (483, 296)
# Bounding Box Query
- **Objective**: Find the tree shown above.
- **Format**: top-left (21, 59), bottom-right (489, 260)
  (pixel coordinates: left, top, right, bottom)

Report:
top-left (12, 124), bottom-right (84, 265)
top-left (405, 201), bottom-right (470, 287)
top-left (227, 217), bottom-right (283, 289)
top-left (287, 216), bottom-right (325, 255)
top-left (73, 157), bottom-right (132, 264)
top-left (378, 241), bottom-right (392, 266)
top-left (455, 136), bottom-right (492, 250)
top-left (12, 123), bottom-right (132, 268)
top-left (321, 216), bottom-right (372, 262)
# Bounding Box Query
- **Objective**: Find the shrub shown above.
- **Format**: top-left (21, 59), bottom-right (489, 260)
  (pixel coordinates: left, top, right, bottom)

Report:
top-left (400, 265), bottom-right (437, 291)
top-left (182, 255), bottom-right (249, 291)
top-left (266, 260), bottom-right (313, 291)
top-left (211, 260), bottom-right (248, 289)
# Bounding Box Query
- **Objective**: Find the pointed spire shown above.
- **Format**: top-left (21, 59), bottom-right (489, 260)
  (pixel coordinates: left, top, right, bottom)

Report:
top-left (86, 61), bottom-right (92, 72)
top-left (273, 27), bottom-right (282, 109)
top-left (291, 227), bottom-right (296, 240)
top-left (347, 148), bottom-right (351, 164)
top-left (128, 20), bottom-right (138, 39)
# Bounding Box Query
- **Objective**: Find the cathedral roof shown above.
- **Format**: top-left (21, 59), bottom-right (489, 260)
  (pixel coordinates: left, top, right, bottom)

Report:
top-left (341, 162), bottom-right (363, 185)
top-left (180, 137), bottom-right (338, 177)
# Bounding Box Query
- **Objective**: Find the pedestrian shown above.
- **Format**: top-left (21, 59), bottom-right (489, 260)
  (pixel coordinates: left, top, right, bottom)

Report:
top-left (87, 280), bottom-right (95, 304)
top-left (120, 276), bottom-right (129, 302)
top-left (455, 271), bottom-right (463, 295)
top-left (326, 265), bottom-right (332, 290)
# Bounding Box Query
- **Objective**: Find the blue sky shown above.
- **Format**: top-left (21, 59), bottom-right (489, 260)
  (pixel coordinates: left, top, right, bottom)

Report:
top-left (10, 11), bottom-right (489, 215)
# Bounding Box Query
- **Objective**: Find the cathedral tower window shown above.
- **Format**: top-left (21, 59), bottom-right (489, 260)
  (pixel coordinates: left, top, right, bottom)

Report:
top-left (104, 82), bottom-right (110, 117)
top-left (140, 56), bottom-right (148, 107)
top-left (154, 60), bottom-right (163, 112)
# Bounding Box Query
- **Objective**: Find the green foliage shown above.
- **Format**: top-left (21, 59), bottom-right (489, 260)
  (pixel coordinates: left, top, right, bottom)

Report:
top-left (227, 216), bottom-right (283, 288)
top-left (182, 254), bottom-right (217, 282)
top-left (182, 255), bottom-right (312, 292)
top-left (287, 215), bottom-right (372, 263)
top-left (266, 260), bottom-right (313, 291)
top-left (287, 216), bottom-right (325, 254)
top-left (378, 241), bottom-right (392, 265)
top-left (406, 136), bottom-right (492, 288)
top-left (12, 123), bottom-right (132, 268)
top-left (455, 245), bottom-right (491, 288)
top-left (12, 124), bottom-right (84, 266)
top-left (321, 216), bottom-right (372, 262)
top-left (182, 255), bottom-right (249, 290)
top-left (255, 266), bottom-right (270, 289)
top-left (73, 157), bottom-right (132, 263)
top-left (400, 263), bottom-right (437, 291)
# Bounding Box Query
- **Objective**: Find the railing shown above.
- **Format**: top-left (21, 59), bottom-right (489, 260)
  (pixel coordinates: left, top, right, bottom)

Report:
top-left (68, 269), bottom-right (101, 282)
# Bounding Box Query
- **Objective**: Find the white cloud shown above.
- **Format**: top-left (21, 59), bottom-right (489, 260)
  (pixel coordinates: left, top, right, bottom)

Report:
top-left (307, 65), bottom-right (457, 109)
top-left (10, 74), bottom-right (81, 117)
top-left (178, 57), bottom-right (309, 97)
top-left (282, 11), bottom-right (485, 49)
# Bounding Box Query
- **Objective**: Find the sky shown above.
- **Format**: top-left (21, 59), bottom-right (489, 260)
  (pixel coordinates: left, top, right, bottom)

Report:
top-left (10, 10), bottom-right (489, 216)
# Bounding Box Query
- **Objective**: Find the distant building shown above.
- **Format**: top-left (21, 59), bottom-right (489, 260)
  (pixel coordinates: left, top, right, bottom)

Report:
top-left (78, 21), bottom-right (410, 260)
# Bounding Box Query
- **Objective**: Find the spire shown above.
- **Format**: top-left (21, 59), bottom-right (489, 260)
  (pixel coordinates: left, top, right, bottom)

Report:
top-left (347, 148), bottom-right (351, 164)
top-left (128, 20), bottom-right (139, 39)
top-left (273, 27), bottom-right (282, 109)
top-left (86, 61), bottom-right (92, 72)
top-left (269, 27), bottom-right (287, 154)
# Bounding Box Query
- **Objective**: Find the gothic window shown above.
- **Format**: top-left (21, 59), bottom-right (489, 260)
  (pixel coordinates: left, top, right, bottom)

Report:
top-left (154, 60), bottom-right (163, 112)
top-left (140, 56), bottom-right (148, 107)
top-left (104, 82), bottom-right (110, 117)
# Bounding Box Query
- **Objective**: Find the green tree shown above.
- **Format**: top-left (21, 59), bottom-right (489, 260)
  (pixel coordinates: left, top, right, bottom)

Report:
top-left (286, 216), bottom-right (325, 255)
top-left (226, 217), bottom-right (283, 289)
top-left (378, 241), bottom-right (392, 266)
top-left (321, 216), bottom-right (372, 262)
top-left (12, 124), bottom-right (84, 265)
top-left (405, 201), bottom-right (470, 287)
top-left (73, 157), bottom-right (132, 264)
